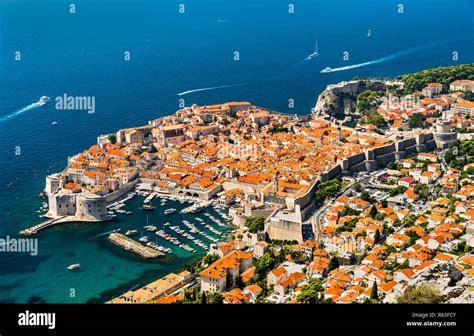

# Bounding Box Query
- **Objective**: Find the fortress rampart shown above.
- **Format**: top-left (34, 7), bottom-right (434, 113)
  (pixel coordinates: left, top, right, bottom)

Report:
top-left (265, 132), bottom-right (438, 242)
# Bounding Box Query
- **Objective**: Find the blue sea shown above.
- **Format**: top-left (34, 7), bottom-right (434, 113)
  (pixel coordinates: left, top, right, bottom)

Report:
top-left (0, 0), bottom-right (473, 303)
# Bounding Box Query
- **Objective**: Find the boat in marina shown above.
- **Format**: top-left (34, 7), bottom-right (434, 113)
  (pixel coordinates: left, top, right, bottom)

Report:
top-left (189, 204), bottom-right (205, 214)
top-left (138, 235), bottom-right (149, 243)
top-left (125, 230), bottom-right (138, 236)
top-left (164, 208), bottom-right (177, 215)
top-left (142, 204), bottom-right (156, 211)
top-left (144, 225), bottom-right (157, 232)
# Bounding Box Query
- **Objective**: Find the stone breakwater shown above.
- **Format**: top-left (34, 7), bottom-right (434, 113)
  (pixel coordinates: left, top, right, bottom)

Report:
top-left (107, 233), bottom-right (163, 259)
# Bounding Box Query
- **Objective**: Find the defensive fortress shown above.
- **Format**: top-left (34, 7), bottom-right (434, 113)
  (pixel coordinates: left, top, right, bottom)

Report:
top-left (35, 97), bottom-right (441, 245)
top-left (264, 132), bottom-right (437, 243)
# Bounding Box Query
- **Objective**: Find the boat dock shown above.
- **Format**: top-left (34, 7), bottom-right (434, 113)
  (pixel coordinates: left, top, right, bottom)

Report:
top-left (143, 192), bottom-right (156, 204)
top-left (19, 216), bottom-right (67, 236)
top-left (107, 232), bottom-right (164, 259)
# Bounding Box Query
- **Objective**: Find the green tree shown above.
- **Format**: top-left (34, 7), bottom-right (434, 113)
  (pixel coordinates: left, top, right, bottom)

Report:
top-left (360, 191), bottom-right (371, 202)
top-left (462, 91), bottom-right (474, 101)
top-left (271, 126), bottom-right (289, 133)
top-left (389, 185), bottom-right (407, 197)
top-left (233, 276), bottom-right (245, 289)
top-left (359, 108), bottom-right (386, 127)
top-left (202, 253), bottom-right (219, 266)
top-left (370, 281), bottom-right (378, 301)
top-left (328, 256), bottom-right (340, 272)
top-left (466, 166), bottom-right (474, 175)
top-left (200, 291), bottom-right (207, 304)
top-left (209, 292), bottom-right (223, 304)
top-left (254, 252), bottom-right (277, 281)
top-left (356, 90), bottom-right (380, 112)
top-left (244, 216), bottom-right (265, 233)
top-left (296, 278), bottom-right (324, 304)
top-left (369, 205), bottom-right (378, 219)
top-left (315, 179), bottom-right (342, 202)
top-left (353, 182), bottom-right (362, 192)
top-left (387, 162), bottom-right (398, 170)
top-left (406, 230), bottom-right (420, 246)
top-left (399, 63), bottom-right (474, 93)
top-left (409, 113), bottom-right (426, 129)
top-left (414, 183), bottom-right (430, 199)
top-left (108, 134), bottom-right (117, 144)
top-left (373, 229), bottom-right (381, 245)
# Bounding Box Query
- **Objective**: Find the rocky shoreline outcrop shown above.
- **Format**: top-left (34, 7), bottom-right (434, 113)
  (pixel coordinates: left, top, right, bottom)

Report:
top-left (400, 262), bottom-right (473, 303)
top-left (313, 80), bottom-right (387, 117)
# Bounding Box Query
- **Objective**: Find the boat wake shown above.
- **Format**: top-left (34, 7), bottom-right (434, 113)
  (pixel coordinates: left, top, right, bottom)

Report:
top-left (320, 44), bottom-right (434, 73)
top-left (87, 230), bottom-right (116, 241)
top-left (0, 102), bottom-right (42, 122)
top-left (177, 84), bottom-right (239, 96)
top-left (0, 96), bottom-right (50, 122)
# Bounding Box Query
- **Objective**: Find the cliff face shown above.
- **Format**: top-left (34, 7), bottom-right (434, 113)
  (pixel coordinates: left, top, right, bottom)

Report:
top-left (313, 80), bottom-right (387, 117)
top-left (398, 262), bottom-right (474, 303)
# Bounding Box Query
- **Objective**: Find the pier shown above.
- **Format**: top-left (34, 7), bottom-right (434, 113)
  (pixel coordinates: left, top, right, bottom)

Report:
top-left (107, 233), bottom-right (164, 259)
top-left (19, 216), bottom-right (68, 236)
top-left (143, 192), bottom-right (156, 204)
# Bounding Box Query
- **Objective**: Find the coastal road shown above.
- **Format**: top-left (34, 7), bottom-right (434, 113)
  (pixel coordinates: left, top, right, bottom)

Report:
top-left (310, 174), bottom-right (371, 242)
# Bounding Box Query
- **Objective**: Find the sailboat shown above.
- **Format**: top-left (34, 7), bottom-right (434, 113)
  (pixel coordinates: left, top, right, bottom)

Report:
top-left (367, 29), bottom-right (371, 37)
top-left (139, 231), bottom-right (149, 243)
top-left (305, 39), bottom-right (320, 60)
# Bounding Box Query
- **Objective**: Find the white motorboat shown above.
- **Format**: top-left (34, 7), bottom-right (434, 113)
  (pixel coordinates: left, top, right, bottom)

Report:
top-left (67, 263), bottom-right (80, 270)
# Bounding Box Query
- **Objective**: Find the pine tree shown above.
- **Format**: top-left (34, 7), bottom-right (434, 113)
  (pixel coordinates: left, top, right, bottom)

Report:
top-left (374, 229), bottom-right (381, 245)
top-left (369, 205), bottom-right (378, 218)
top-left (328, 256), bottom-right (340, 271)
top-left (370, 281), bottom-right (378, 301)
top-left (200, 291), bottom-right (207, 304)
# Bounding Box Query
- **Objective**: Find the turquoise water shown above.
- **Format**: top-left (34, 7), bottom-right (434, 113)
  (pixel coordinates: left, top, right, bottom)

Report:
top-left (0, 0), bottom-right (473, 303)
top-left (1, 194), bottom-right (230, 303)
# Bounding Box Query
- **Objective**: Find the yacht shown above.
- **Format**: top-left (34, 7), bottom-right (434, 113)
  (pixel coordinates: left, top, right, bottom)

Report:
top-left (367, 28), bottom-right (371, 37)
top-left (320, 67), bottom-right (333, 73)
top-left (164, 208), bottom-right (177, 215)
top-left (38, 96), bottom-right (51, 106)
top-left (67, 264), bottom-right (80, 270)
top-left (142, 204), bottom-right (156, 211)
top-left (189, 204), bottom-right (205, 214)
top-left (125, 230), bottom-right (138, 236)
top-left (305, 39), bottom-right (320, 60)
top-left (51, 121), bottom-right (59, 126)
top-left (144, 225), bottom-right (157, 232)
